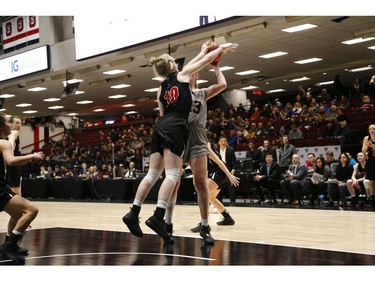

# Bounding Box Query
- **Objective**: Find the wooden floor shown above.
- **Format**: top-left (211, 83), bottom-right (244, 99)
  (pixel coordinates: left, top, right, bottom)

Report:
top-left (1, 200), bottom-right (375, 270)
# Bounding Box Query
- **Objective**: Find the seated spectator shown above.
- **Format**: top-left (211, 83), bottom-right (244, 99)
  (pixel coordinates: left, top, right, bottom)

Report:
top-left (124, 161), bottom-right (138, 178)
top-left (233, 129), bottom-right (247, 150)
top-left (245, 141), bottom-right (261, 170)
top-left (335, 108), bottom-right (348, 124)
top-left (325, 153), bottom-right (353, 207)
top-left (250, 107), bottom-right (261, 121)
top-left (337, 95), bottom-right (350, 109)
top-left (326, 105), bottom-right (338, 122)
top-left (317, 88), bottom-right (331, 103)
top-left (227, 129), bottom-right (237, 148)
top-left (280, 154), bottom-right (308, 205)
top-left (38, 165), bottom-right (51, 179)
top-left (357, 95), bottom-right (374, 112)
top-left (288, 123), bottom-right (304, 140)
top-left (269, 107), bottom-right (284, 121)
top-left (99, 164), bottom-right (112, 179)
top-left (308, 97), bottom-right (320, 112)
top-left (259, 139), bottom-right (277, 166)
top-left (246, 122), bottom-right (257, 140)
top-left (87, 165), bottom-right (100, 179)
top-left (52, 165), bottom-right (62, 179)
top-left (325, 151), bottom-right (339, 170)
top-left (264, 121), bottom-right (277, 137)
top-left (292, 102), bottom-right (303, 116)
top-left (346, 152), bottom-right (358, 167)
top-left (253, 153), bottom-right (281, 204)
top-left (255, 122), bottom-right (266, 138)
top-left (305, 156), bottom-right (331, 205)
top-left (321, 122), bottom-right (335, 138)
top-left (334, 120), bottom-right (352, 148)
top-left (283, 103), bottom-right (296, 119)
top-left (317, 106), bottom-right (328, 122)
top-left (236, 103), bottom-right (246, 114)
top-left (305, 153), bottom-right (316, 177)
top-left (60, 164), bottom-right (74, 179)
top-left (346, 152), bottom-right (366, 207)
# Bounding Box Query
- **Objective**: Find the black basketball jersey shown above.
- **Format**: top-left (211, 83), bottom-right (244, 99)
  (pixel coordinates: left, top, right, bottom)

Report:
top-left (14, 136), bottom-right (20, 156)
top-left (0, 152), bottom-right (7, 185)
top-left (159, 72), bottom-right (192, 120)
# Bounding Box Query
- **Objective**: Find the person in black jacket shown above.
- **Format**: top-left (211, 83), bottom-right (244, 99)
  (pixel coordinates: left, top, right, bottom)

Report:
top-left (280, 154), bottom-right (308, 205)
top-left (326, 152), bottom-right (353, 207)
top-left (253, 152), bottom-right (281, 204)
top-left (217, 136), bottom-right (237, 205)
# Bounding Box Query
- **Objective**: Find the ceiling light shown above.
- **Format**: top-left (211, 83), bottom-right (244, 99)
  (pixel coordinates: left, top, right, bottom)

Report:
top-left (197, 80), bottom-right (208, 84)
top-left (23, 110), bottom-right (37, 114)
top-left (289, 76), bottom-right (311, 82)
top-left (368, 46), bottom-right (375, 50)
top-left (259, 51), bottom-right (288, 59)
top-left (315, 81), bottom-right (334, 86)
top-left (77, 100), bottom-right (93, 104)
top-left (108, 94), bottom-right (127, 99)
top-left (27, 87), bottom-right (47, 92)
top-left (68, 113), bottom-right (78, 116)
top-left (347, 66), bottom-right (373, 72)
top-left (282, 24), bottom-right (317, 33)
top-left (266, 89), bottom-right (285, 94)
top-left (0, 94), bottom-right (15, 98)
top-left (342, 37), bottom-right (375, 45)
top-left (209, 66), bottom-right (234, 72)
top-left (152, 77), bottom-right (164, 82)
top-left (110, 84), bottom-right (131, 89)
top-left (48, 106), bottom-right (64, 109)
top-left (294, 58), bottom-right (322, 64)
top-left (145, 88), bottom-right (159, 93)
top-left (66, 79), bottom-right (83, 84)
top-left (154, 108), bottom-right (159, 111)
top-left (93, 108), bottom-right (105, 112)
top-left (241, 85), bottom-right (258, 90)
top-left (0, 109), bottom-right (6, 112)
top-left (122, 104), bottom-right (135, 107)
top-left (75, 90), bottom-right (85, 95)
top-left (103, 69), bottom-right (126, 75)
top-left (124, 111), bottom-right (138, 115)
top-left (43, 98), bottom-right (61, 102)
top-left (108, 57), bottom-right (134, 67)
top-left (235, 70), bottom-right (260, 76)
top-left (16, 103), bottom-right (32, 107)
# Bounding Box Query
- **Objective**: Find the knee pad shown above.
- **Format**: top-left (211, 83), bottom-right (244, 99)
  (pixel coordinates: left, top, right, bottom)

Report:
top-left (144, 169), bottom-right (163, 186)
top-left (165, 168), bottom-right (180, 186)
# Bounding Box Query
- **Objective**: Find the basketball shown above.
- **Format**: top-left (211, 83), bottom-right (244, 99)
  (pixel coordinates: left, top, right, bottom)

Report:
top-left (207, 43), bottom-right (222, 65)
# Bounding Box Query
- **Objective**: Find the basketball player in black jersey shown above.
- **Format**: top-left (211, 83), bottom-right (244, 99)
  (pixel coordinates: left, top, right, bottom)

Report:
top-left (0, 113), bottom-right (44, 264)
top-left (362, 123), bottom-right (375, 207)
top-left (122, 43), bottom-right (225, 244)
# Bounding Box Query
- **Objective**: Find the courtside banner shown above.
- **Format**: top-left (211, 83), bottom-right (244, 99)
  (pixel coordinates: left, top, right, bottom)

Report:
top-left (2, 16), bottom-right (39, 53)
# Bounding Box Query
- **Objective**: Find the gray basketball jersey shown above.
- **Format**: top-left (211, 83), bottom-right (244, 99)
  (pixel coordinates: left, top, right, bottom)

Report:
top-left (188, 88), bottom-right (207, 128)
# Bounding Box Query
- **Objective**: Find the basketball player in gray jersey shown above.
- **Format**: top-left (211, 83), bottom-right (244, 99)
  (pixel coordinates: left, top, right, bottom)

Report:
top-left (164, 41), bottom-right (239, 244)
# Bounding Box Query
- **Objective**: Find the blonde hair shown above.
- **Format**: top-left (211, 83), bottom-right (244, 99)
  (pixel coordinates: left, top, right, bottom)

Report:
top-left (149, 54), bottom-right (175, 78)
